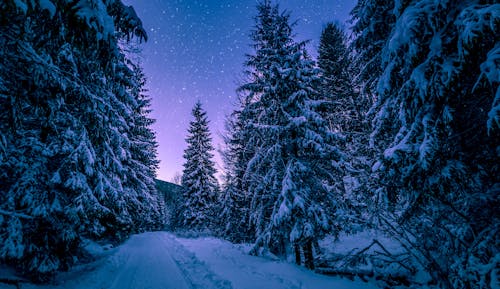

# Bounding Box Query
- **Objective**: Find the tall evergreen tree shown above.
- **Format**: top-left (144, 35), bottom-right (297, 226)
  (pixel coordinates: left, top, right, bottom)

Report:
top-left (125, 61), bottom-right (165, 231)
top-left (350, 0), bottom-right (398, 219)
top-left (218, 98), bottom-right (255, 242)
top-left (0, 0), bottom-right (160, 280)
top-left (354, 0), bottom-right (499, 287)
top-left (181, 101), bottom-right (219, 230)
top-left (318, 22), bottom-right (365, 134)
top-left (237, 0), bottom-right (345, 268)
top-left (351, 0), bottom-right (395, 102)
top-left (317, 23), bottom-right (372, 233)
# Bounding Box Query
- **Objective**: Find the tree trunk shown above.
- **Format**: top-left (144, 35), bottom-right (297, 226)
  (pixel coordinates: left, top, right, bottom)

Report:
top-left (304, 240), bottom-right (315, 269)
top-left (294, 243), bottom-right (301, 265)
top-left (313, 239), bottom-right (321, 257)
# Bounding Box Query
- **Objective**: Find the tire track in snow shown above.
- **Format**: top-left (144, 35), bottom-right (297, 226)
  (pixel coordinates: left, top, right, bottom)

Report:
top-left (159, 233), bottom-right (233, 289)
top-left (21, 232), bottom-right (231, 289)
top-left (99, 232), bottom-right (191, 289)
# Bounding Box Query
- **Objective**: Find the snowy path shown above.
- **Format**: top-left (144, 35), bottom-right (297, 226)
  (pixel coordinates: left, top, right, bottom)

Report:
top-left (99, 233), bottom-right (193, 289)
top-left (2, 232), bottom-right (377, 289)
top-left (20, 232), bottom-right (228, 289)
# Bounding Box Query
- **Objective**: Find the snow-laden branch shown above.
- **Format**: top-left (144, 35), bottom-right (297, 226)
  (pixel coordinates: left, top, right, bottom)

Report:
top-left (0, 209), bottom-right (33, 219)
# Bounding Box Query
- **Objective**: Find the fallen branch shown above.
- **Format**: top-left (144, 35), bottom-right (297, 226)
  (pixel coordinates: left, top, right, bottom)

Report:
top-left (315, 267), bottom-right (411, 286)
top-left (316, 236), bottom-right (415, 286)
top-left (315, 267), bottom-right (373, 282)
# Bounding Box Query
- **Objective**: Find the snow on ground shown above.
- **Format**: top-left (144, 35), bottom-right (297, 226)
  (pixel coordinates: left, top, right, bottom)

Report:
top-left (20, 232), bottom-right (202, 289)
top-left (0, 232), bottom-right (378, 289)
top-left (318, 229), bottom-right (414, 283)
top-left (177, 235), bottom-right (377, 289)
top-left (320, 229), bottom-right (404, 256)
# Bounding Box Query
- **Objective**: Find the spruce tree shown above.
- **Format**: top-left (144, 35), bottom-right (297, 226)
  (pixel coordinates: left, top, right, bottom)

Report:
top-left (318, 22), bottom-right (364, 134)
top-left (125, 62), bottom-right (164, 231)
top-left (317, 22), bottom-right (372, 233)
top-left (0, 0), bottom-right (160, 280)
top-left (237, 0), bottom-right (344, 268)
top-left (351, 0), bottom-right (395, 100)
top-left (354, 0), bottom-right (499, 287)
top-left (218, 101), bottom-right (254, 242)
top-left (181, 101), bottom-right (219, 230)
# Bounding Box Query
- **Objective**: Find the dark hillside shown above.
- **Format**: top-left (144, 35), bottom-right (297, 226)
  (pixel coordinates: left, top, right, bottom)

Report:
top-left (155, 179), bottom-right (183, 229)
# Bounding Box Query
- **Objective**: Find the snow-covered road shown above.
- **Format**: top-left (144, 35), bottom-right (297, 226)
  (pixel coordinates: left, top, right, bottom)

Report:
top-left (4, 232), bottom-right (377, 289)
top-left (105, 233), bottom-right (190, 289)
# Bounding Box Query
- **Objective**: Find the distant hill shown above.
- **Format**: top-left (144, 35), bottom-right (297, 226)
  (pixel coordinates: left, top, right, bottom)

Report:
top-left (155, 179), bottom-right (182, 203)
top-left (155, 179), bottom-right (183, 229)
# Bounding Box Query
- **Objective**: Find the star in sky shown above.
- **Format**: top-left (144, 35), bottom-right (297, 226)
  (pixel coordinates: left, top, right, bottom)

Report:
top-left (122, 0), bottom-right (355, 181)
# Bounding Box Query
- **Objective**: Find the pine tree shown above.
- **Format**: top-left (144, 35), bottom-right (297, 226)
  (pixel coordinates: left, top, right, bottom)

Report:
top-left (0, 0), bottom-right (160, 280)
top-left (350, 0), bottom-right (399, 223)
top-left (237, 1), bottom-right (345, 268)
top-left (125, 61), bottom-right (164, 231)
top-left (181, 101), bottom-right (219, 230)
top-left (351, 0), bottom-right (395, 101)
top-left (218, 101), bottom-right (254, 242)
top-left (355, 0), bottom-right (500, 287)
top-left (318, 22), bottom-right (364, 134)
top-left (317, 23), bottom-right (372, 233)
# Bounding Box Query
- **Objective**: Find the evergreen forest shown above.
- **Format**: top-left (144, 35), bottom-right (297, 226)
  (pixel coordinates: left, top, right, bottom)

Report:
top-left (0, 1), bottom-right (498, 288)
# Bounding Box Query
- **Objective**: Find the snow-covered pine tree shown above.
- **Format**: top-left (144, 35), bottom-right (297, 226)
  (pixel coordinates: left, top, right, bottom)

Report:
top-left (350, 0), bottom-right (399, 219)
top-left (318, 22), bottom-right (364, 134)
top-left (351, 0), bottom-right (395, 102)
top-left (357, 0), bottom-right (499, 287)
top-left (181, 101), bottom-right (219, 230)
top-left (121, 45), bottom-right (165, 230)
top-left (238, 0), bottom-right (344, 268)
top-left (125, 61), bottom-right (165, 231)
top-left (0, 0), bottom-right (160, 280)
top-left (218, 100), bottom-right (255, 242)
top-left (317, 22), bottom-right (371, 234)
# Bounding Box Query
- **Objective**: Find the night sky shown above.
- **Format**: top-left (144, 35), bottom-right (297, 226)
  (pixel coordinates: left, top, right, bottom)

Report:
top-left (122, 0), bottom-right (356, 182)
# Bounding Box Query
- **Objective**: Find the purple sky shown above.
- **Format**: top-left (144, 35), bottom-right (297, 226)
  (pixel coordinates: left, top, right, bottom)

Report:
top-left (122, 0), bottom-right (355, 182)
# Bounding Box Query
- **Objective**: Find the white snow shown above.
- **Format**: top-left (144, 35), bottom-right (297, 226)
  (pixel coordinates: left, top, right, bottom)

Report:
top-left (320, 230), bottom-right (404, 256)
top-left (1, 232), bottom-right (378, 289)
top-left (38, 0), bottom-right (56, 17)
top-left (318, 230), bottom-right (409, 279)
top-left (20, 233), bottom-right (193, 289)
top-left (481, 43), bottom-right (500, 132)
top-left (13, 0), bottom-right (28, 14)
top-left (74, 0), bottom-right (115, 41)
top-left (177, 235), bottom-right (377, 289)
